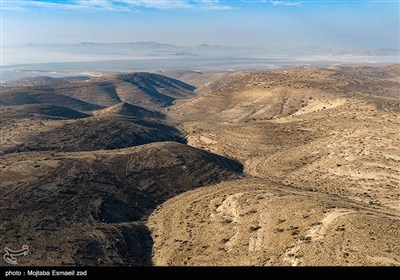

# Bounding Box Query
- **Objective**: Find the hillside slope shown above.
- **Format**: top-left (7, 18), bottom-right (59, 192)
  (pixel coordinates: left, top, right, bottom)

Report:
top-left (149, 178), bottom-right (400, 266)
top-left (0, 142), bottom-right (242, 265)
top-left (1, 66), bottom-right (399, 266)
top-left (149, 65), bottom-right (400, 266)
top-left (0, 72), bottom-right (196, 109)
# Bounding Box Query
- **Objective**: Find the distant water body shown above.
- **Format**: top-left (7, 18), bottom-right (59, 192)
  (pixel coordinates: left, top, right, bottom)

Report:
top-left (1, 56), bottom-right (398, 83)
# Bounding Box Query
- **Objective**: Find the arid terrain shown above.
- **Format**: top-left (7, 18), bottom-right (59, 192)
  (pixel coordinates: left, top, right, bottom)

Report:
top-left (1, 65), bottom-right (399, 266)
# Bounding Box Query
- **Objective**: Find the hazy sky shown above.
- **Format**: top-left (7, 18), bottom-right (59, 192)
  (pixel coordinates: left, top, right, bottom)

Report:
top-left (1, 0), bottom-right (399, 50)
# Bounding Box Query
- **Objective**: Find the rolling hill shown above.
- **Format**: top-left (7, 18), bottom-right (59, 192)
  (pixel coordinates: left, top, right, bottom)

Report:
top-left (0, 142), bottom-right (242, 265)
top-left (0, 104), bottom-right (91, 120)
top-left (1, 66), bottom-right (399, 266)
top-left (0, 72), bottom-right (196, 155)
top-left (147, 65), bottom-right (400, 265)
top-left (0, 72), bottom-right (196, 109)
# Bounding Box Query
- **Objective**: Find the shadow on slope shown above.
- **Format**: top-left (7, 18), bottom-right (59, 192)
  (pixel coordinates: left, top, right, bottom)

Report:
top-left (0, 104), bottom-right (91, 120)
top-left (4, 116), bottom-right (186, 154)
top-left (0, 142), bottom-right (243, 265)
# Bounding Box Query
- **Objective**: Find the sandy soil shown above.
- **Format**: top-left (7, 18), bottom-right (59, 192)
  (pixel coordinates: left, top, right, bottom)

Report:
top-left (148, 178), bottom-right (400, 266)
top-left (148, 65), bottom-right (400, 266)
top-left (1, 66), bottom-right (399, 266)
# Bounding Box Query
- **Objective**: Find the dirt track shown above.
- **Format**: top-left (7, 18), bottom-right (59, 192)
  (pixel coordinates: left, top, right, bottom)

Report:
top-left (148, 178), bottom-right (400, 266)
top-left (149, 65), bottom-right (400, 266)
top-left (1, 66), bottom-right (399, 266)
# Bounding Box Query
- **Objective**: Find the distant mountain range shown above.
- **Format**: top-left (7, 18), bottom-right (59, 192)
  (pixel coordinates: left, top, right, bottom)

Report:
top-left (24, 41), bottom-right (248, 58)
top-left (2, 42), bottom-right (398, 82)
top-left (21, 42), bottom-right (399, 59)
